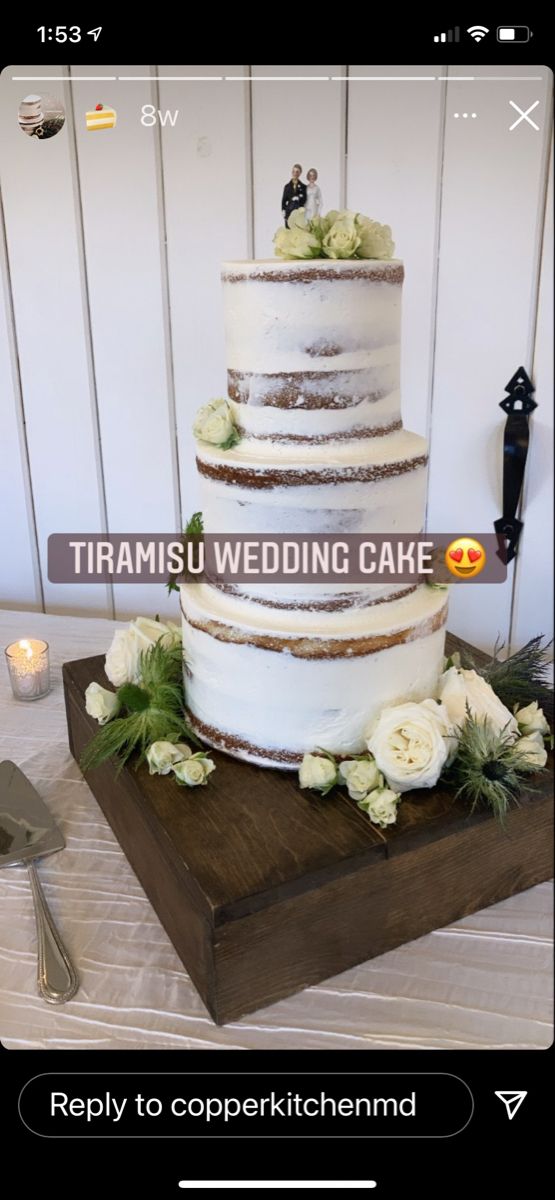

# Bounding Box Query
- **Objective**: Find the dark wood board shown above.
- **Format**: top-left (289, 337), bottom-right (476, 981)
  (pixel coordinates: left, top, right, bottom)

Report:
top-left (63, 634), bottom-right (553, 1023)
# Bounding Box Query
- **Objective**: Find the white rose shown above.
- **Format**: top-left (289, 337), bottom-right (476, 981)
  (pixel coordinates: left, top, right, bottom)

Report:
top-left (105, 616), bottom-right (181, 687)
top-left (354, 214), bottom-right (395, 260)
top-left (514, 701), bottom-right (550, 737)
top-left (338, 758), bottom-right (382, 801)
top-left (193, 398), bottom-right (235, 446)
top-left (322, 214), bottom-right (361, 259)
top-left (85, 681), bottom-right (119, 725)
top-left (298, 753), bottom-right (337, 793)
top-left (173, 754), bottom-right (215, 787)
top-left (358, 786), bottom-right (400, 828)
top-left (273, 211), bottom-right (322, 259)
top-left (146, 741), bottom-right (191, 775)
top-left (438, 667), bottom-right (518, 738)
top-left (367, 699), bottom-right (453, 793)
top-left (513, 732), bottom-right (548, 769)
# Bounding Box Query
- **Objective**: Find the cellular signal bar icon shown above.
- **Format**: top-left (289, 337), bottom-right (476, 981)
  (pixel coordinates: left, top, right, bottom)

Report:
top-left (434, 27), bottom-right (460, 42)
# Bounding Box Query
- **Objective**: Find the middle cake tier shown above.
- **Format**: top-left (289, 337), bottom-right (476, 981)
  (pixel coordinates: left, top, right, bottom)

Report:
top-left (196, 427), bottom-right (427, 533)
top-left (195, 426), bottom-right (428, 606)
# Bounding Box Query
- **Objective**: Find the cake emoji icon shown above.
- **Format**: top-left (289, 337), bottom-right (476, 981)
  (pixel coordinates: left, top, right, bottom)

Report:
top-left (18, 95), bottom-right (45, 136)
top-left (86, 103), bottom-right (117, 131)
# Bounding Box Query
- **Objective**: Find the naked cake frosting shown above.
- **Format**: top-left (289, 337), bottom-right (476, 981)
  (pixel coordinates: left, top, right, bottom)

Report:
top-left (181, 251), bottom-right (447, 767)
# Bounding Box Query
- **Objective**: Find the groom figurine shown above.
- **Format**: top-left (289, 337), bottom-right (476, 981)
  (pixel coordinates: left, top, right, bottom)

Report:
top-left (281, 163), bottom-right (307, 226)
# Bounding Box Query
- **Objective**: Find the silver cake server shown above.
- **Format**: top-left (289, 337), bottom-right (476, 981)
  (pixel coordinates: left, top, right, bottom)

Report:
top-left (0, 760), bottom-right (79, 1004)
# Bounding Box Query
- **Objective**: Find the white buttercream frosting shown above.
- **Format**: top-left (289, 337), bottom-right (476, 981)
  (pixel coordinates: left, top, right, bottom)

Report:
top-left (196, 427), bottom-right (428, 603)
top-left (182, 580), bottom-right (444, 638)
top-left (182, 255), bottom-right (447, 765)
top-left (222, 258), bottom-right (403, 440)
top-left (197, 425), bottom-right (426, 469)
top-left (180, 583), bottom-right (447, 766)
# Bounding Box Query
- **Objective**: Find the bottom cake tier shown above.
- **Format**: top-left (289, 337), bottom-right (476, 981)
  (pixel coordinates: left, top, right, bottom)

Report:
top-left (180, 582), bottom-right (448, 768)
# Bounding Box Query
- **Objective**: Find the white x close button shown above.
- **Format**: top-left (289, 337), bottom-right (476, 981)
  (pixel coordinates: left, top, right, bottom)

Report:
top-left (509, 100), bottom-right (540, 131)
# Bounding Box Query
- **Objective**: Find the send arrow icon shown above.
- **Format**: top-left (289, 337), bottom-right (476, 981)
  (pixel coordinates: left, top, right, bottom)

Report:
top-left (495, 1091), bottom-right (528, 1120)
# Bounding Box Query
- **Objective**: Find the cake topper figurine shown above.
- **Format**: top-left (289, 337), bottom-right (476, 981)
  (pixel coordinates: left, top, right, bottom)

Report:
top-left (304, 168), bottom-right (323, 221)
top-left (281, 163), bottom-right (307, 226)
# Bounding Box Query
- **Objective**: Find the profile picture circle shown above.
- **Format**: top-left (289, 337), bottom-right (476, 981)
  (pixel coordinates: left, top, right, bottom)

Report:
top-left (18, 93), bottom-right (65, 139)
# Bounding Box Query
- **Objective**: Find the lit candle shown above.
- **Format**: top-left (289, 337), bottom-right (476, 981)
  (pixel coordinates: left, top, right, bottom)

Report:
top-left (4, 638), bottom-right (51, 701)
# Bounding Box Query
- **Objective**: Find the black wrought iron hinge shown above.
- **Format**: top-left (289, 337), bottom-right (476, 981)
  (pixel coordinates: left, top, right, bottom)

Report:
top-left (494, 367), bottom-right (537, 564)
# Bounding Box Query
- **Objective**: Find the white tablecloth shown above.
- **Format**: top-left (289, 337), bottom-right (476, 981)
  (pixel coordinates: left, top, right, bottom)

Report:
top-left (0, 609), bottom-right (552, 1050)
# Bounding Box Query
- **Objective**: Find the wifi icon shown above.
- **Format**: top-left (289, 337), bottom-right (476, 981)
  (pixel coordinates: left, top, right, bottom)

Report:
top-left (467, 25), bottom-right (490, 41)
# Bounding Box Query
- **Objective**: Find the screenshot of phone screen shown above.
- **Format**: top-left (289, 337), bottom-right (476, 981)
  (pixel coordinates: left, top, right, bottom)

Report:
top-left (0, 22), bottom-right (553, 1196)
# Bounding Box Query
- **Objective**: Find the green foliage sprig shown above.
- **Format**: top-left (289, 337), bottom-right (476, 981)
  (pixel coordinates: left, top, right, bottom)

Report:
top-left (167, 511), bottom-right (204, 594)
top-left (460, 634), bottom-right (553, 714)
top-left (80, 638), bottom-right (198, 774)
top-left (219, 428), bottom-right (241, 451)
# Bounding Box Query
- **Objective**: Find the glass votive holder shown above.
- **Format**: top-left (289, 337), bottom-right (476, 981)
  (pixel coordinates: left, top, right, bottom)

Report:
top-left (4, 638), bottom-right (51, 701)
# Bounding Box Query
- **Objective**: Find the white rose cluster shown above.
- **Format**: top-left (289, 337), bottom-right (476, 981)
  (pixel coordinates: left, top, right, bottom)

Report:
top-left (105, 616), bottom-right (181, 688)
top-left (273, 208), bottom-right (394, 262)
top-left (299, 751), bottom-right (401, 828)
top-left (146, 741), bottom-right (192, 775)
top-left (297, 662), bottom-right (550, 821)
top-left (146, 740), bottom-right (215, 787)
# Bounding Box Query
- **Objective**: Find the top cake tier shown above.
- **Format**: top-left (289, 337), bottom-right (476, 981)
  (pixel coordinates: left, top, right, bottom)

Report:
top-left (221, 258), bottom-right (404, 444)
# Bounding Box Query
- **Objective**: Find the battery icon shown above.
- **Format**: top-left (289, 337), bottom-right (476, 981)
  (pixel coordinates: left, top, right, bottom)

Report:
top-left (497, 26), bottom-right (531, 41)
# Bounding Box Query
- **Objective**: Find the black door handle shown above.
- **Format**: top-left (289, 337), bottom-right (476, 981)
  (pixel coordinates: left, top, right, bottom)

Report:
top-left (494, 367), bottom-right (537, 563)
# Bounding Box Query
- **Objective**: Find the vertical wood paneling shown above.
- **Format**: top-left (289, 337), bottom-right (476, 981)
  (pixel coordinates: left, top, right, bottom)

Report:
top-left (427, 66), bottom-right (552, 653)
top-left (0, 65), bottom-right (111, 616)
top-left (511, 139), bottom-right (554, 652)
top-left (159, 66), bottom-right (251, 527)
top-left (251, 65), bottom-right (344, 259)
top-left (347, 66), bottom-right (445, 437)
top-left (70, 66), bottom-right (179, 620)
top-left (0, 65), bottom-right (552, 648)
top-left (0, 196), bottom-right (41, 610)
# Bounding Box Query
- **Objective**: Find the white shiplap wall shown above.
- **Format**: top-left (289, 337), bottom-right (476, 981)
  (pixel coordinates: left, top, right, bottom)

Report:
top-left (0, 64), bottom-right (552, 651)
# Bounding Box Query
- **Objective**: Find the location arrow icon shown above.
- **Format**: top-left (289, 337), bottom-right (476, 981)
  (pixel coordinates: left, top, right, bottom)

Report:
top-left (495, 1091), bottom-right (528, 1120)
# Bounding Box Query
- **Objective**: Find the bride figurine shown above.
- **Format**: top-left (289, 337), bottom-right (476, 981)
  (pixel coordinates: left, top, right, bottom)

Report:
top-left (304, 168), bottom-right (323, 221)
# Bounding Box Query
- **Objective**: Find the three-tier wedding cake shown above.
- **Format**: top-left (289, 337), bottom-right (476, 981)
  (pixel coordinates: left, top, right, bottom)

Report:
top-left (181, 254), bottom-right (447, 767)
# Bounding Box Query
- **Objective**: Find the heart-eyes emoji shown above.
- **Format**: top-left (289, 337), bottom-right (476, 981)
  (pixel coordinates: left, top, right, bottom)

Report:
top-left (445, 537), bottom-right (486, 579)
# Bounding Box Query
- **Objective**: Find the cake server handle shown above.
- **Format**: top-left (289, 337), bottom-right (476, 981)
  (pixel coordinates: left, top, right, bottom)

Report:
top-left (27, 861), bottom-right (79, 1004)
